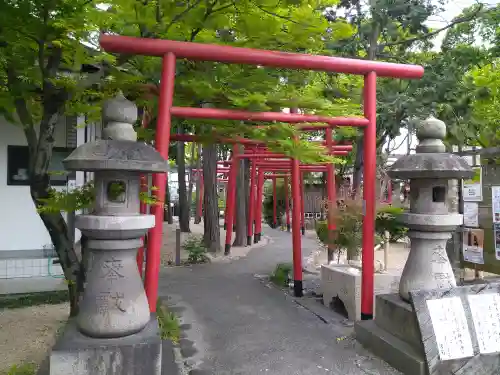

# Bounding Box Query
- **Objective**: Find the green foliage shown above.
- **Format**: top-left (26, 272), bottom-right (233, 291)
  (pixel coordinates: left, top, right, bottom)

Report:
top-left (374, 4), bottom-right (500, 149)
top-left (105, 0), bottom-right (358, 162)
top-left (37, 182), bottom-right (95, 214)
top-left (467, 60), bottom-right (500, 147)
top-left (183, 236), bottom-right (209, 264)
top-left (315, 220), bottom-right (329, 245)
top-left (36, 182), bottom-right (161, 214)
top-left (375, 205), bottom-right (407, 242)
top-left (4, 363), bottom-right (36, 375)
top-left (107, 181), bottom-right (126, 201)
top-left (324, 198), bottom-right (364, 260)
top-left (156, 299), bottom-right (180, 343)
top-left (139, 185), bottom-right (161, 206)
top-left (317, 203), bottom-right (408, 258)
top-left (270, 263), bottom-right (292, 287)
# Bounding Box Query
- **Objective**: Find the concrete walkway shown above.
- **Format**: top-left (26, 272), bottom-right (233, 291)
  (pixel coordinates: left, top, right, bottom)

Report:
top-left (158, 226), bottom-right (400, 374)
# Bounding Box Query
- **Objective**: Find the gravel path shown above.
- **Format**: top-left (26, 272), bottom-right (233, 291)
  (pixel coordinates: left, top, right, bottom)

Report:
top-left (0, 303), bottom-right (68, 373)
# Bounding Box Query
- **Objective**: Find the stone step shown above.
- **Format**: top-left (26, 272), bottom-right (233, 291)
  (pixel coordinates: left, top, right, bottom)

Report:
top-left (374, 293), bottom-right (422, 353)
top-left (355, 319), bottom-right (426, 375)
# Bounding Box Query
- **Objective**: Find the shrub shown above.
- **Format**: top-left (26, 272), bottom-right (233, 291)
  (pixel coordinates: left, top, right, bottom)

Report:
top-left (329, 197), bottom-right (364, 260)
top-left (316, 199), bottom-right (407, 260)
top-left (183, 236), bottom-right (210, 264)
top-left (270, 263), bottom-right (292, 287)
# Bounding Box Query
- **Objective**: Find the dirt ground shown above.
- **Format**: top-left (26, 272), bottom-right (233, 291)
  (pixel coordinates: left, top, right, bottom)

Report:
top-left (0, 303), bottom-right (68, 373)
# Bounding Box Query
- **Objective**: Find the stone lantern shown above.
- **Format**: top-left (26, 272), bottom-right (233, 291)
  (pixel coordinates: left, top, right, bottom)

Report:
top-left (387, 117), bottom-right (474, 301)
top-left (63, 92), bottom-right (168, 338)
top-left (354, 118), bottom-right (474, 375)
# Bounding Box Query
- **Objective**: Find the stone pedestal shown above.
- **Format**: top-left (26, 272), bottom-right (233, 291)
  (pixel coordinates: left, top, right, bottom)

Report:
top-left (50, 316), bottom-right (162, 375)
top-left (321, 264), bottom-right (400, 321)
top-left (355, 294), bottom-right (427, 375)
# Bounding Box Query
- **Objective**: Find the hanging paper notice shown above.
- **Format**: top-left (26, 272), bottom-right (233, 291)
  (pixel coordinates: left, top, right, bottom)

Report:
top-left (462, 228), bottom-right (484, 264)
top-left (463, 202), bottom-right (479, 227)
top-left (494, 223), bottom-right (500, 261)
top-left (463, 167), bottom-right (482, 202)
top-left (426, 297), bottom-right (474, 360)
top-left (492, 186), bottom-right (500, 223)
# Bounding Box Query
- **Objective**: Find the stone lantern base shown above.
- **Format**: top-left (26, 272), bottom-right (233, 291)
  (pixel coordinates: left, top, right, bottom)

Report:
top-left (355, 293), bottom-right (426, 375)
top-left (49, 315), bottom-right (164, 375)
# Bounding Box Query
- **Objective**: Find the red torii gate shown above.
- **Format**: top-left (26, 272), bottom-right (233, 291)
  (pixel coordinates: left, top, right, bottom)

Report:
top-left (99, 34), bottom-right (423, 321)
top-left (230, 153), bottom-right (346, 248)
top-left (225, 142), bottom-right (352, 236)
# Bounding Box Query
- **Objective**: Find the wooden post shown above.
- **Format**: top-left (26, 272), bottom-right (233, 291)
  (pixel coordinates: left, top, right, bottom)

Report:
top-left (175, 228), bottom-right (181, 266)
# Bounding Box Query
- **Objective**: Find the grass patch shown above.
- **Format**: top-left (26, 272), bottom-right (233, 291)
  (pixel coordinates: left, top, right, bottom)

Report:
top-left (0, 290), bottom-right (68, 309)
top-left (156, 299), bottom-right (181, 344)
top-left (270, 263), bottom-right (292, 287)
top-left (2, 363), bottom-right (36, 375)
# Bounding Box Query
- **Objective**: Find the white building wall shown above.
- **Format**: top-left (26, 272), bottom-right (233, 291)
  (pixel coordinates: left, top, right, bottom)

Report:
top-left (0, 116), bottom-right (69, 253)
top-left (0, 115), bottom-right (102, 280)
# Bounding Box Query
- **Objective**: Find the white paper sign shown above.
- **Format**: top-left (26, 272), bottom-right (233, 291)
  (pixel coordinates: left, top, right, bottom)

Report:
top-left (463, 167), bottom-right (482, 202)
top-left (468, 293), bottom-right (500, 354)
top-left (492, 186), bottom-right (500, 223)
top-left (463, 202), bottom-right (479, 227)
top-left (426, 297), bottom-right (474, 360)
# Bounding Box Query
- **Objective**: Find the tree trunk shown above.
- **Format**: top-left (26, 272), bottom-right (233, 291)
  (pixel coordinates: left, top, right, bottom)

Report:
top-left (9, 53), bottom-right (83, 316)
top-left (194, 144), bottom-right (202, 224)
top-left (202, 143), bottom-right (220, 253)
top-left (233, 155), bottom-right (248, 246)
top-left (186, 142), bottom-right (196, 220)
top-left (177, 126), bottom-right (190, 232)
top-left (28, 121), bottom-right (82, 317)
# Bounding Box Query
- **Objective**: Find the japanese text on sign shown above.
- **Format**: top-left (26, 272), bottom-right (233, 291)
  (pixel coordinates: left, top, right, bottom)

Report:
top-left (468, 293), bottom-right (500, 354)
top-left (426, 297), bottom-right (474, 360)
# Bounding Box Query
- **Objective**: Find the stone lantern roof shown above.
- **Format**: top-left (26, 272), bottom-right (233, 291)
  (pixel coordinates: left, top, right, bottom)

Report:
top-left (63, 92), bottom-right (168, 173)
top-left (387, 117), bottom-right (474, 180)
